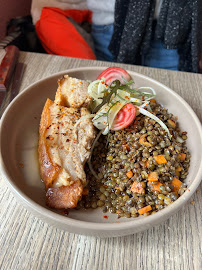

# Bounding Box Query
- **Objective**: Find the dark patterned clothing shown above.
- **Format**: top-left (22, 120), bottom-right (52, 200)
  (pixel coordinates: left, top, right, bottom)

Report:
top-left (109, 0), bottom-right (201, 72)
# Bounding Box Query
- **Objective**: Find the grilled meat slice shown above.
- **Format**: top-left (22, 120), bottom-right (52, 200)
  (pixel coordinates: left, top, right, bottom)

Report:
top-left (46, 182), bottom-right (83, 209)
top-left (55, 75), bottom-right (91, 108)
top-left (38, 98), bottom-right (95, 209)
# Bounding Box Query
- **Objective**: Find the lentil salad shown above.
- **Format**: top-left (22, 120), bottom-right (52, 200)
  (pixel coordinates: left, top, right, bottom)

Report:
top-left (76, 68), bottom-right (190, 218)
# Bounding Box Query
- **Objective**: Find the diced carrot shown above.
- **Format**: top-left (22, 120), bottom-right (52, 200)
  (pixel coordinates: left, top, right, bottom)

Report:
top-left (150, 99), bottom-right (156, 103)
top-left (83, 188), bottom-right (89, 196)
top-left (148, 182), bottom-right (164, 192)
top-left (148, 171), bottom-right (158, 182)
top-left (178, 153), bottom-right (186, 161)
top-left (167, 119), bottom-right (176, 128)
top-left (138, 205), bottom-right (152, 215)
top-left (175, 166), bottom-right (182, 177)
top-left (146, 160), bottom-right (150, 168)
top-left (139, 134), bottom-right (152, 147)
top-left (131, 181), bottom-right (144, 194)
top-left (124, 144), bottom-right (130, 151)
top-left (171, 177), bottom-right (182, 192)
top-left (126, 171), bottom-right (133, 179)
top-left (154, 155), bottom-right (167, 164)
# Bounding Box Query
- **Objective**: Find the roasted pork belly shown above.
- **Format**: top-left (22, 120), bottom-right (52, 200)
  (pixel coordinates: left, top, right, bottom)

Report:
top-left (38, 98), bottom-right (95, 209)
top-left (55, 75), bottom-right (91, 108)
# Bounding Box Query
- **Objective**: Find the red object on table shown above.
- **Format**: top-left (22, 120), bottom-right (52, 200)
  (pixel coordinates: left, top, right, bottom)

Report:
top-left (0, 45), bottom-right (19, 108)
top-left (0, 45), bottom-right (19, 91)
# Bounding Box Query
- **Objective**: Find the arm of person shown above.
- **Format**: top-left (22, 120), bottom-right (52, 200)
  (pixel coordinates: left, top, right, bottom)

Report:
top-left (199, 1), bottom-right (202, 73)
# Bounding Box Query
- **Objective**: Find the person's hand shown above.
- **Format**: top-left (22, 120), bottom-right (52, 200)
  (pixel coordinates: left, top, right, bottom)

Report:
top-left (199, 53), bottom-right (202, 73)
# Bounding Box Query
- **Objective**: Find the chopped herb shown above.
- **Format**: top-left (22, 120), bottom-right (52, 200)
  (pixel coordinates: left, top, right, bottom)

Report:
top-left (92, 80), bottom-right (121, 113)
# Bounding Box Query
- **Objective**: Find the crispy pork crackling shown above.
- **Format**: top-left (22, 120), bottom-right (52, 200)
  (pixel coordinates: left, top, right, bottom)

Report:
top-left (38, 76), bottom-right (95, 209)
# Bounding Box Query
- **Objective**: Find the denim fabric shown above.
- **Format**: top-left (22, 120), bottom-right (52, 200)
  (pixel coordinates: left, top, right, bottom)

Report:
top-left (142, 40), bottom-right (179, 70)
top-left (91, 24), bottom-right (114, 61)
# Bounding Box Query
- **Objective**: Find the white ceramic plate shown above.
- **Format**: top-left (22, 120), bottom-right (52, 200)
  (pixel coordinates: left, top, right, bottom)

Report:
top-left (0, 67), bottom-right (202, 237)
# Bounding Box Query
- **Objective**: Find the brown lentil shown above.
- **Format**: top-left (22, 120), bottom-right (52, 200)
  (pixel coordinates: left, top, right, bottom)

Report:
top-left (77, 101), bottom-right (190, 218)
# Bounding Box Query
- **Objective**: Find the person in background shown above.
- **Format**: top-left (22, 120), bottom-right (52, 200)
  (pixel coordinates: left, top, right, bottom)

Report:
top-left (199, 0), bottom-right (202, 73)
top-left (109, 0), bottom-right (202, 73)
top-left (141, 0), bottom-right (179, 70)
top-left (87, 0), bottom-right (115, 61)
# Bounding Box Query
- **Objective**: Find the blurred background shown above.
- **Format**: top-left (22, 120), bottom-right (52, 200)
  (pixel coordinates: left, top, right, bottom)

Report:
top-left (0, 0), bottom-right (31, 40)
top-left (0, 0), bottom-right (201, 73)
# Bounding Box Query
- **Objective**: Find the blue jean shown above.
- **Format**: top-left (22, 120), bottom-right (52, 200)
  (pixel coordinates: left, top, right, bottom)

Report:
top-left (142, 40), bottom-right (179, 70)
top-left (91, 24), bottom-right (114, 62)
